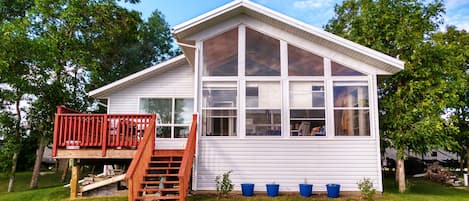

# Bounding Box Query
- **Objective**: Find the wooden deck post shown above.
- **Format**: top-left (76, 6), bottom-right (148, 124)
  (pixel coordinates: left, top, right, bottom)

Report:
top-left (70, 159), bottom-right (80, 199)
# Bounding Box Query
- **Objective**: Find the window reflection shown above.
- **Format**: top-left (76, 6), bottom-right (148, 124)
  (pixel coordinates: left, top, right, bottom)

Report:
top-left (203, 28), bottom-right (238, 76)
top-left (331, 61), bottom-right (365, 76)
top-left (245, 28), bottom-right (280, 76)
top-left (333, 83), bottom-right (370, 136)
top-left (288, 45), bottom-right (323, 76)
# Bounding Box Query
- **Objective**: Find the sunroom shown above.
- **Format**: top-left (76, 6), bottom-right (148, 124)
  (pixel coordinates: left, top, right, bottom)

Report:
top-left (197, 26), bottom-right (371, 138)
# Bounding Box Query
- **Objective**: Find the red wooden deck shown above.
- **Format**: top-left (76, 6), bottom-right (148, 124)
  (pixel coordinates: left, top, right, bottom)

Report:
top-left (52, 106), bottom-right (198, 201)
top-left (52, 105), bottom-right (156, 158)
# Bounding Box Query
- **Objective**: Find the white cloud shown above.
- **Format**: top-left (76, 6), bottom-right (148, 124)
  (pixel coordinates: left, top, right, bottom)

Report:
top-left (293, 0), bottom-right (332, 10)
top-left (446, 0), bottom-right (469, 10)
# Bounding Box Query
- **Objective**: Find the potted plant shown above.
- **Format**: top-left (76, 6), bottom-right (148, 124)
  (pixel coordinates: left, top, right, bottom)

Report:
top-left (299, 178), bottom-right (313, 197)
top-left (326, 183), bottom-right (340, 198)
top-left (241, 183), bottom-right (255, 197)
top-left (266, 182), bottom-right (279, 197)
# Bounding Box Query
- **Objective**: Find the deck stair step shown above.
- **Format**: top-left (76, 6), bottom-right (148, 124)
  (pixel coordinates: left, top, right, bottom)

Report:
top-left (136, 195), bottom-right (179, 201)
top-left (132, 149), bottom-right (184, 201)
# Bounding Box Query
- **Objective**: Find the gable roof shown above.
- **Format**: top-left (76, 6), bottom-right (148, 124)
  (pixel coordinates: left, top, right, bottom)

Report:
top-left (90, 0), bottom-right (405, 98)
top-left (172, 0), bottom-right (404, 74)
top-left (88, 55), bottom-right (187, 97)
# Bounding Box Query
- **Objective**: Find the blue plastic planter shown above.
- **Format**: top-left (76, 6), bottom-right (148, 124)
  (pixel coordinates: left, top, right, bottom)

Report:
top-left (299, 184), bottom-right (313, 197)
top-left (326, 184), bottom-right (340, 198)
top-left (266, 184), bottom-right (279, 197)
top-left (241, 183), bottom-right (255, 197)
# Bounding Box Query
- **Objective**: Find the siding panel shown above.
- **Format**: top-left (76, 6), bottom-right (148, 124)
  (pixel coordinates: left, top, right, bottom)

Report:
top-left (196, 139), bottom-right (380, 192)
top-left (108, 63), bottom-right (194, 114)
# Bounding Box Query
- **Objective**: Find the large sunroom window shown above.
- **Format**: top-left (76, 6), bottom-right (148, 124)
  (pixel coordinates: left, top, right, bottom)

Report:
top-left (289, 82), bottom-right (326, 136)
top-left (140, 98), bottom-right (194, 138)
top-left (288, 45), bottom-right (324, 76)
top-left (333, 82), bottom-right (370, 136)
top-left (202, 82), bottom-right (237, 136)
top-left (245, 28), bottom-right (280, 76)
top-left (245, 81), bottom-right (281, 136)
top-left (331, 61), bottom-right (365, 76)
top-left (203, 28), bottom-right (238, 76)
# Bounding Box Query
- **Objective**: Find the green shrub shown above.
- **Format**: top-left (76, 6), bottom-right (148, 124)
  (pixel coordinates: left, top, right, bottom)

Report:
top-left (357, 178), bottom-right (376, 201)
top-left (215, 170), bottom-right (233, 199)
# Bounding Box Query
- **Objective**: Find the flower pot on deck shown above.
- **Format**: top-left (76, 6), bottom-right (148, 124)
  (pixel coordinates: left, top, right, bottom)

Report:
top-left (241, 183), bottom-right (255, 196)
top-left (299, 183), bottom-right (313, 197)
top-left (326, 183), bottom-right (340, 198)
top-left (266, 183), bottom-right (279, 197)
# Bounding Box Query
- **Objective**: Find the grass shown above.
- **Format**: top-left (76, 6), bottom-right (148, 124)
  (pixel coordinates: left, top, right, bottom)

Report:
top-left (0, 171), bottom-right (65, 193)
top-left (0, 173), bottom-right (468, 201)
top-left (187, 177), bottom-right (469, 201)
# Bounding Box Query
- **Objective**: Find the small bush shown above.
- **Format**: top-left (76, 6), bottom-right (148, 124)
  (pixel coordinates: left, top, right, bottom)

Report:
top-left (357, 178), bottom-right (376, 201)
top-left (215, 170), bottom-right (233, 199)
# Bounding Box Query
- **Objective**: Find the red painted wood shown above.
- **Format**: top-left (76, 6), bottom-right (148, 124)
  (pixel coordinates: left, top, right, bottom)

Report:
top-left (126, 114), bottom-right (156, 201)
top-left (178, 114), bottom-right (198, 201)
top-left (52, 106), bottom-right (155, 157)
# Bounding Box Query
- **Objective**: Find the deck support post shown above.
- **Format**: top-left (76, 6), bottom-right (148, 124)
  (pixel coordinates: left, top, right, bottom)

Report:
top-left (70, 159), bottom-right (80, 199)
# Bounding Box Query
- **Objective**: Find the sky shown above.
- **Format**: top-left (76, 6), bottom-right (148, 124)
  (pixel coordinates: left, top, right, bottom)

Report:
top-left (119, 0), bottom-right (469, 31)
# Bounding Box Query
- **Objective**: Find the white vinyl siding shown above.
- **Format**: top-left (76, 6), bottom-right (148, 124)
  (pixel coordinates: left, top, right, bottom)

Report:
top-left (196, 138), bottom-right (380, 192)
top-left (107, 63), bottom-right (194, 114)
top-left (106, 63), bottom-right (194, 149)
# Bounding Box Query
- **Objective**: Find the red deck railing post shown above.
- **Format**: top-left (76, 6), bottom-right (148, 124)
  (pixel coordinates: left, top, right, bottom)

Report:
top-left (101, 114), bottom-right (108, 157)
top-left (52, 106), bottom-right (63, 157)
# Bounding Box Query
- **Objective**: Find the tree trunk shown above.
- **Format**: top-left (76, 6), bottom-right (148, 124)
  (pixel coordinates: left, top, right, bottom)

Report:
top-left (8, 97), bottom-right (22, 192)
top-left (461, 154), bottom-right (465, 175)
top-left (397, 159), bottom-right (406, 193)
top-left (7, 152), bottom-right (19, 192)
top-left (466, 145), bottom-right (469, 173)
top-left (30, 135), bottom-right (47, 189)
top-left (61, 160), bottom-right (69, 183)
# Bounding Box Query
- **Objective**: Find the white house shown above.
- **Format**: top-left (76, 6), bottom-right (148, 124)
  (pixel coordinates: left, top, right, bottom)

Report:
top-left (88, 0), bottom-right (404, 193)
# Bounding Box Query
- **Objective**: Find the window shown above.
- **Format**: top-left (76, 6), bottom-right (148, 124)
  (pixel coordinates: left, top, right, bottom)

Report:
top-left (245, 28), bottom-right (280, 76)
top-left (331, 61), bottom-right (365, 76)
top-left (245, 82), bottom-right (281, 136)
top-left (140, 98), bottom-right (194, 138)
top-left (333, 82), bottom-right (370, 136)
top-left (203, 28), bottom-right (238, 76)
top-left (202, 82), bottom-right (237, 136)
top-left (288, 45), bottom-right (324, 76)
top-left (289, 82), bottom-right (326, 136)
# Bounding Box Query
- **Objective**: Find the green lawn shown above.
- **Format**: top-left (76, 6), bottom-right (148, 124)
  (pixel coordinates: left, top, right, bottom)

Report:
top-left (0, 173), bottom-right (468, 201)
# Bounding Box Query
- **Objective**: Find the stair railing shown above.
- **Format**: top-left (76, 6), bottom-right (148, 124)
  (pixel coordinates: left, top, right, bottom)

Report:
top-left (178, 114), bottom-right (198, 201)
top-left (125, 114), bottom-right (156, 201)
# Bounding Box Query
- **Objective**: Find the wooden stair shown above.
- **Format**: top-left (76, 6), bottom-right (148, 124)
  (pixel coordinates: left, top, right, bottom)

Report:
top-left (135, 150), bottom-right (184, 201)
top-left (127, 114), bottom-right (197, 201)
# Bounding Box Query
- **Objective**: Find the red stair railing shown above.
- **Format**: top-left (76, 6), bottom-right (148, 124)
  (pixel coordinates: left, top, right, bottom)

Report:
top-left (178, 114), bottom-right (198, 201)
top-left (125, 117), bottom-right (156, 201)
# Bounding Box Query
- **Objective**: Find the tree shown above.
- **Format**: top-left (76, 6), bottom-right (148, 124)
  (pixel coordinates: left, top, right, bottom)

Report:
top-left (87, 10), bottom-right (177, 90)
top-left (0, 3), bottom-right (38, 190)
top-left (22, 0), bottom-right (176, 189)
top-left (432, 26), bottom-right (469, 172)
top-left (325, 0), bottom-right (465, 192)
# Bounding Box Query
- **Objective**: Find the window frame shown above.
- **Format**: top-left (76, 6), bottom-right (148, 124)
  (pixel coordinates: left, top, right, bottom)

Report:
top-left (289, 81), bottom-right (326, 137)
top-left (138, 97), bottom-right (194, 138)
top-left (197, 24), bottom-right (375, 139)
top-left (201, 81), bottom-right (239, 137)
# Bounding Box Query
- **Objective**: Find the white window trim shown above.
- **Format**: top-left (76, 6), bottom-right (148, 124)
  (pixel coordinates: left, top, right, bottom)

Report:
top-left (138, 96), bottom-right (194, 138)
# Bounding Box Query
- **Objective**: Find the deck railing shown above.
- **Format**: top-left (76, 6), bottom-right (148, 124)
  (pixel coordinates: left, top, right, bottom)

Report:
top-left (52, 105), bottom-right (156, 157)
top-left (125, 119), bottom-right (156, 201)
top-left (178, 114), bottom-right (198, 200)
